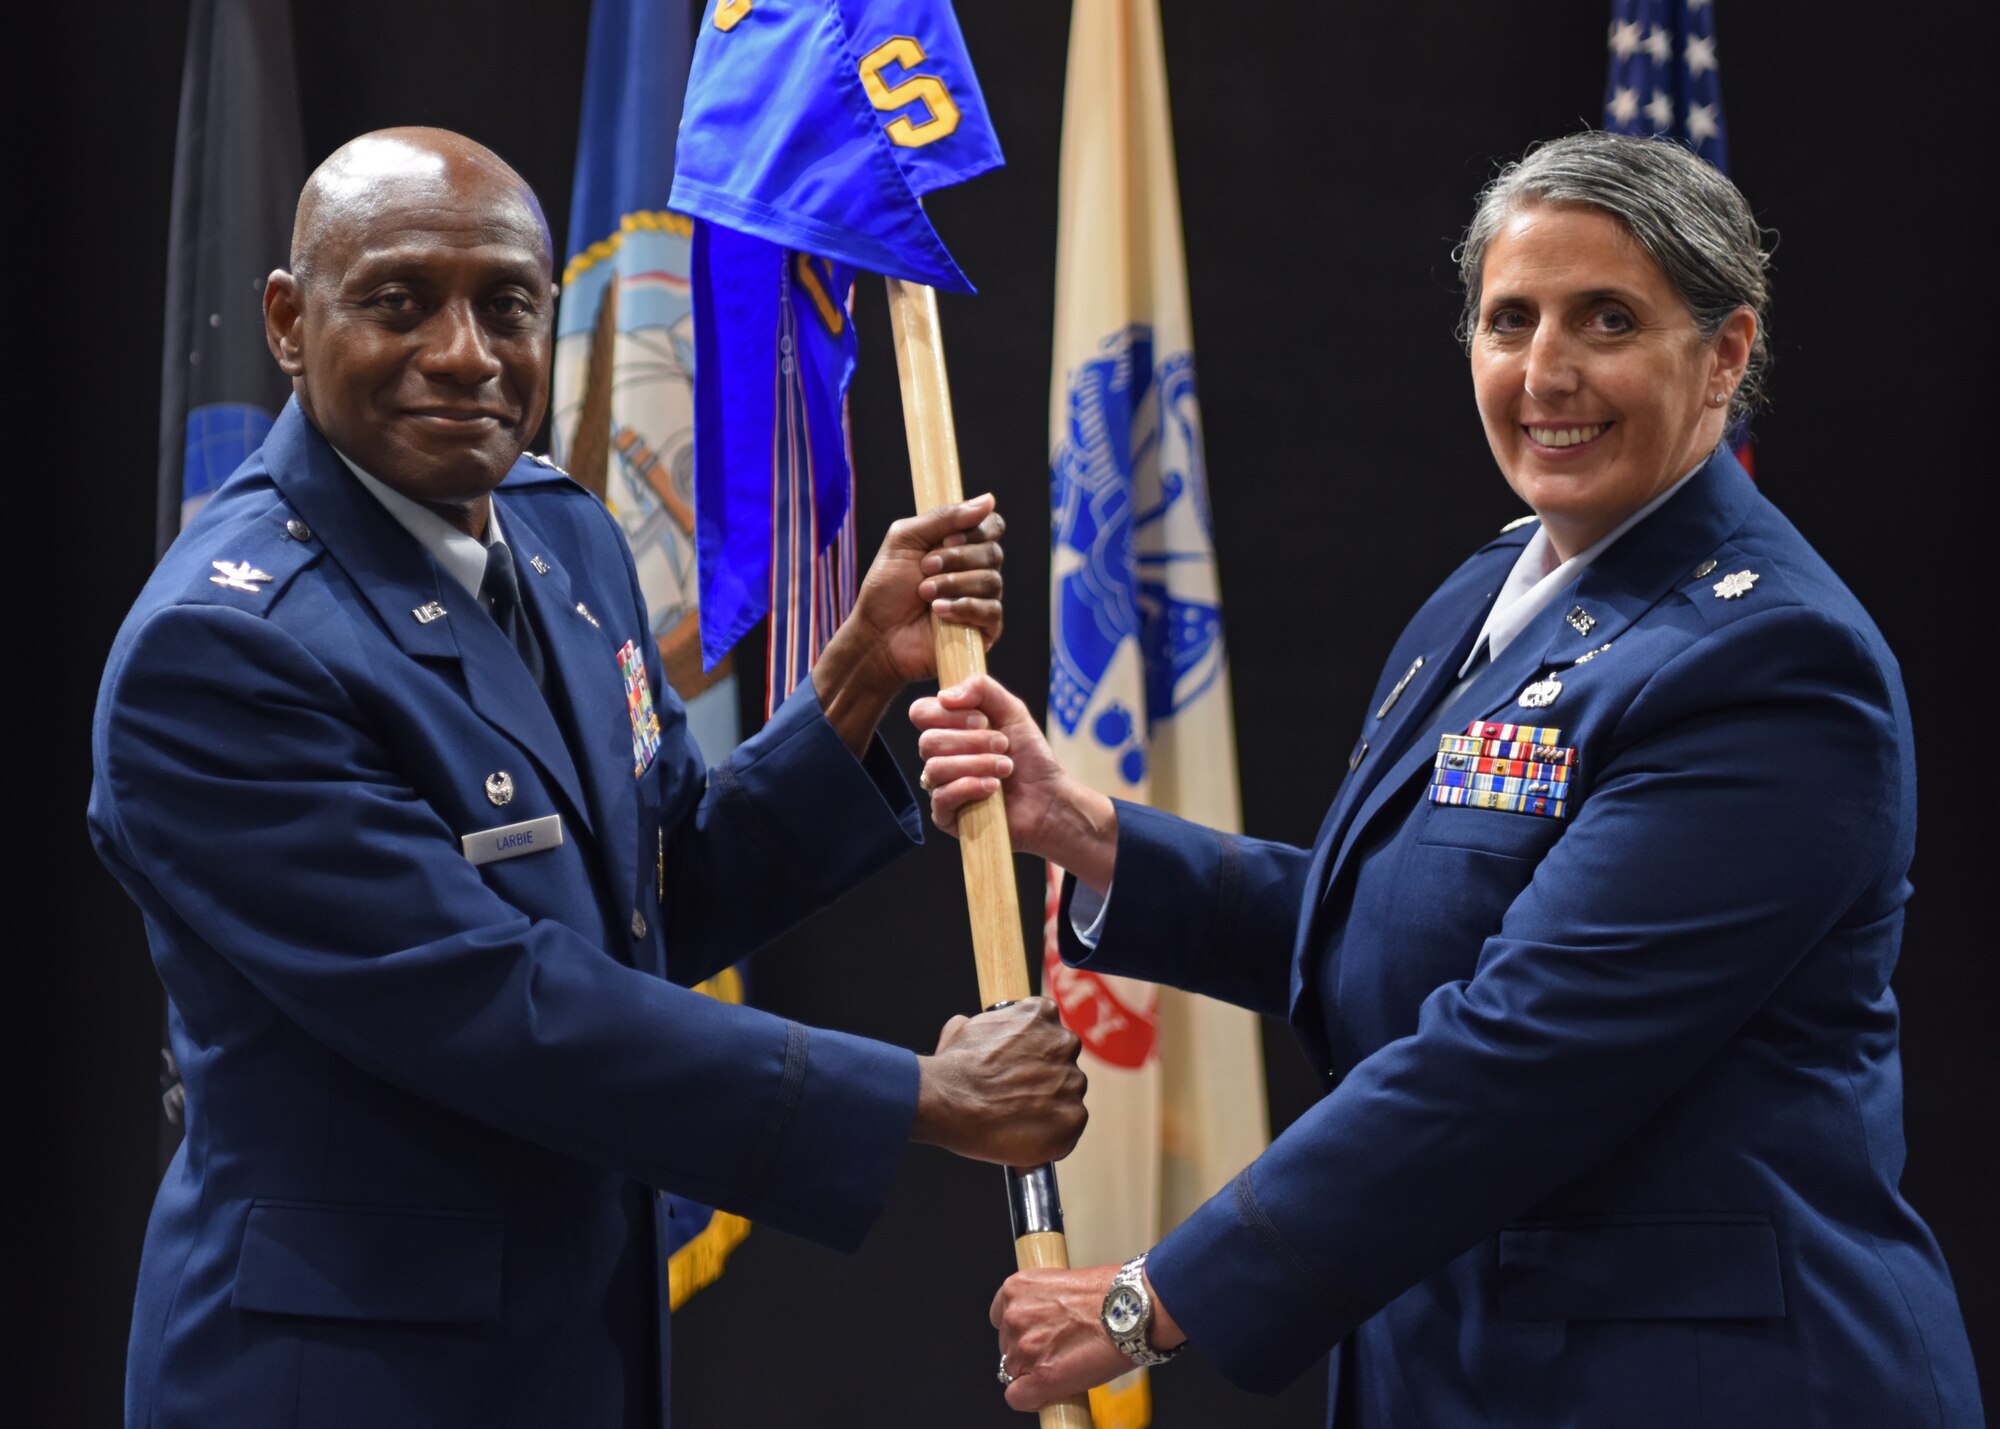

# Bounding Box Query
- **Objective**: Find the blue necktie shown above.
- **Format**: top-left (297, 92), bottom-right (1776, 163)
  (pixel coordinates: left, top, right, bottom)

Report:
top-left (480, 540), bottom-right (546, 692)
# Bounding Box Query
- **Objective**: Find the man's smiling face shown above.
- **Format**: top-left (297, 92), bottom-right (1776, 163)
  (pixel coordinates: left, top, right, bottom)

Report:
top-left (268, 131), bottom-right (556, 523)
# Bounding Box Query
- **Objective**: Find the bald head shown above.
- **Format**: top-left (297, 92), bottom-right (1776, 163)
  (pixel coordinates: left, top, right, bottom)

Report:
top-left (264, 126), bottom-right (558, 537)
top-left (291, 127), bottom-right (553, 291)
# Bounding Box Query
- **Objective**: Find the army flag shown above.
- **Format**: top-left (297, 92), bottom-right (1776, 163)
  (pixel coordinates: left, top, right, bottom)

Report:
top-left (552, 0), bottom-right (751, 1308)
top-left (670, 0), bottom-right (1002, 690)
top-left (156, 0), bottom-right (303, 554)
top-left (1044, 1), bottom-right (1268, 1424)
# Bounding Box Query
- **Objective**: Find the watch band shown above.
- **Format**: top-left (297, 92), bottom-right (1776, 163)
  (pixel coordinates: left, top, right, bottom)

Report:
top-left (1101, 1252), bottom-right (1183, 1370)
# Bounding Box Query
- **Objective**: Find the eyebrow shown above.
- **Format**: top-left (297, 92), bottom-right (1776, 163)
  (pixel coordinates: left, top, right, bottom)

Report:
top-left (1484, 286), bottom-right (1644, 311)
top-left (342, 248), bottom-right (549, 287)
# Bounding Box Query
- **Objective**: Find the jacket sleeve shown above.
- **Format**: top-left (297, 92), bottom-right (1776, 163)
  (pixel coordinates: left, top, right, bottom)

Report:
top-left (1145, 604), bottom-right (1904, 1392)
top-left (1054, 801), bottom-right (1312, 1019)
top-left (91, 602), bottom-right (916, 1253)
top-left (653, 679), bottom-right (922, 989)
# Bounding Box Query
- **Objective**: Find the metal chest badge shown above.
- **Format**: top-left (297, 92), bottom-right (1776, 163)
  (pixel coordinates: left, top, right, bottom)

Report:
top-left (618, 640), bottom-right (663, 777)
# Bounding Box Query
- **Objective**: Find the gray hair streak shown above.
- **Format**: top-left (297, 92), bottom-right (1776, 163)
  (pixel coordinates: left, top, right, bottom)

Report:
top-left (1455, 131), bottom-right (1773, 427)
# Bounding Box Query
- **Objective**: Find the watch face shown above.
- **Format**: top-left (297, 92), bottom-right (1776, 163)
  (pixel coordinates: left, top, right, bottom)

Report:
top-left (1105, 1286), bottom-right (1144, 1336)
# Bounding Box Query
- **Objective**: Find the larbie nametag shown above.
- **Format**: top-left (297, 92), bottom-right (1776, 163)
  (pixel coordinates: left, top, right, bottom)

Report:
top-left (462, 814), bottom-right (564, 866)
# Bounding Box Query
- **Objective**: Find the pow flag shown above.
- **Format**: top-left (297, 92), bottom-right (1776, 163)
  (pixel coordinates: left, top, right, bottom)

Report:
top-left (157, 0), bottom-right (304, 553)
top-left (671, 0), bottom-right (1002, 678)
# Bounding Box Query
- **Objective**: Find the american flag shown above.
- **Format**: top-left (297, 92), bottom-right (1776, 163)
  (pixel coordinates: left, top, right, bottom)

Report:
top-left (1603, 0), bottom-right (1728, 171)
top-left (1604, 0), bottom-right (1751, 463)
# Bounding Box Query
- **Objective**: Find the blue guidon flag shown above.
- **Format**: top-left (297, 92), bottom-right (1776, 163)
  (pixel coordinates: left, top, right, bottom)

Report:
top-left (669, 0), bottom-right (1002, 697)
top-left (1603, 0), bottom-right (1728, 172)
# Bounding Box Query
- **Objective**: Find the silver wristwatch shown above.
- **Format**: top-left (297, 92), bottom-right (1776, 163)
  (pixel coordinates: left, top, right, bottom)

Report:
top-left (1100, 1252), bottom-right (1183, 1369)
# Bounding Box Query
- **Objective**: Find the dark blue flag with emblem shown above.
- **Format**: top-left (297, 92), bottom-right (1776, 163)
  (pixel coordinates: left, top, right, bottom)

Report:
top-left (1603, 0), bottom-right (1728, 172)
top-left (156, 0), bottom-right (304, 556)
top-left (1603, 0), bottom-right (1749, 463)
top-left (669, 0), bottom-right (1002, 686)
top-left (552, 0), bottom-right (758, 1313)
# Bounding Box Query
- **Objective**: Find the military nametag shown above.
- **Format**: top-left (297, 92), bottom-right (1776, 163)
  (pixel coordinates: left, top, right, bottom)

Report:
top-left (461, 813), bottom-right (563, 866)
top-left (1428, 720), bottom-right (1577, 820)
top-left (619, 639), bottom-right (663, 777)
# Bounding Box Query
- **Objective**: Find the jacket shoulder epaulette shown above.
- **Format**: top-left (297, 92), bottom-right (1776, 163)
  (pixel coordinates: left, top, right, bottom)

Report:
top-left (162, 497), bottom-right (322, 616)
top-left (1675, 540), bottom-right (1803, 632)
top-left (502, 452), bottom-right (581, 490)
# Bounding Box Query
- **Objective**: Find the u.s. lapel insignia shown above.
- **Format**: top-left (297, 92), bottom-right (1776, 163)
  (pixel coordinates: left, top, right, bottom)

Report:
top-left (1565, 605), bottom-right (1596, 636)
top-left (1712, 569), bottom-right (1760, 600)
top-left (484, 770), bottom-right (514, 807)
top-left (528, 554), bottom-right (551, 576)
top-left (412, 601), bottom-right (448, 624)
top-left (575, 602), bottom-right (601, 629)
top-left (618, 639), bottom-right (663, 777)
top-left (209, 560), bottom-right (272, 593)
top-left (1517, 675), bottom-right (1563, 709)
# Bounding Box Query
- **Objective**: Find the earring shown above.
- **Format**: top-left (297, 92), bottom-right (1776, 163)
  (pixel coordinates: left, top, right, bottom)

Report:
top-left (1711, 392), bottom-right (1728, 406)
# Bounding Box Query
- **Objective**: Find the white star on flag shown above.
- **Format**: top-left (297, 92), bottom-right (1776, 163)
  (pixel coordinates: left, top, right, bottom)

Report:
top-left (1685, 33), bottom-right (1718, 76)
top-left (1608, 19), bottom-right (1643, 58)
top-left (1645, 89), bottom-right (1675, 129)
top-left (1607, 86), bottom-right (1641, 125)
top-left (1686, 102), bottom-right (1721, 143)
top-left (1643, 25), bottom-right (1672, 62)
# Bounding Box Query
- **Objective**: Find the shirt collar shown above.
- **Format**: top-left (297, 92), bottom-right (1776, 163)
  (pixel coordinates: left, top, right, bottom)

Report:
top-left (1460, 459), bottom-right (1705, 678)
top-left (333, 449), bottom-right (502, 602)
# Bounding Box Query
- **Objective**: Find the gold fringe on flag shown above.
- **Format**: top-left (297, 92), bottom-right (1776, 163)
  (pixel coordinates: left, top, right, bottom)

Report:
top-left (666, 967), bottom-right (752, 1311)
top-left (1088, 1372), bottom-right (1152, 1429)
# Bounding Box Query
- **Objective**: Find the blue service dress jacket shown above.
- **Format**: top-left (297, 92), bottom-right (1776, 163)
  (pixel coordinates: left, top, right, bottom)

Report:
top-left (1059, 450), bottom-right (1982, 1427)
top-left (90, 401), bottom-right (926, 1429)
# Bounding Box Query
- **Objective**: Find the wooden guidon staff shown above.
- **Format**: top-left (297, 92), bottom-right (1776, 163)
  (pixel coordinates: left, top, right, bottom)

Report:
top-left (884, 276), bottom-right (1094, 1429)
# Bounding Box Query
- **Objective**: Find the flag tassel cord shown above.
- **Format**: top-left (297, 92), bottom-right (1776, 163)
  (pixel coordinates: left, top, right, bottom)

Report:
top-left (883, 275), bottom-right (1095, 1429)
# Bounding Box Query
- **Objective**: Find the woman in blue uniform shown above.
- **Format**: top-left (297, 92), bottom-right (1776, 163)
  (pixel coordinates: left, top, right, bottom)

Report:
top-left (915, 132), bottom-right (1983, 1427)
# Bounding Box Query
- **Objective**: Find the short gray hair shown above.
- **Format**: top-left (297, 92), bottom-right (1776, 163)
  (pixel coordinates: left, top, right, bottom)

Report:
top-left (1455, 131), bottom-right (1773, 426)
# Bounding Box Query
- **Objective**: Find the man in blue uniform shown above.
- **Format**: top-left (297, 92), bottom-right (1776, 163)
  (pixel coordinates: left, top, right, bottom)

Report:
top-left (90, 128), bottom-right (1085, 1429)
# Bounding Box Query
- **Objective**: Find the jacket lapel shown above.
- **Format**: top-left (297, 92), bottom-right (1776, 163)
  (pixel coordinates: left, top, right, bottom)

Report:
top-left (261, 402), bottom-right (594, 837)
top-left (1523, 448), bottom-right (1759, 679)
top-left (1283, 544), bottom-right (1515, 1021)
top-left (501, 498), bottom-right (638, 914)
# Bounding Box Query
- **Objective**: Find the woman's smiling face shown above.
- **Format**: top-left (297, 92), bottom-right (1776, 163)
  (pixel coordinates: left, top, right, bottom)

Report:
top-left (1470, 202), bottom-right (1753, 559)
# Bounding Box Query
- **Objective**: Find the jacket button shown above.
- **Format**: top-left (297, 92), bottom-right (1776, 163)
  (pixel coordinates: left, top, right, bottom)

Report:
top-left (285, 518), bottom-right (312, 542)
top-left (630, 910), bottom-right (648, 939)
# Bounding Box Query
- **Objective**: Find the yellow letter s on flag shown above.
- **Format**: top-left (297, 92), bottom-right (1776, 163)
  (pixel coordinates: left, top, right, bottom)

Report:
top-left (857, 36), bottom-right (961, 148)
